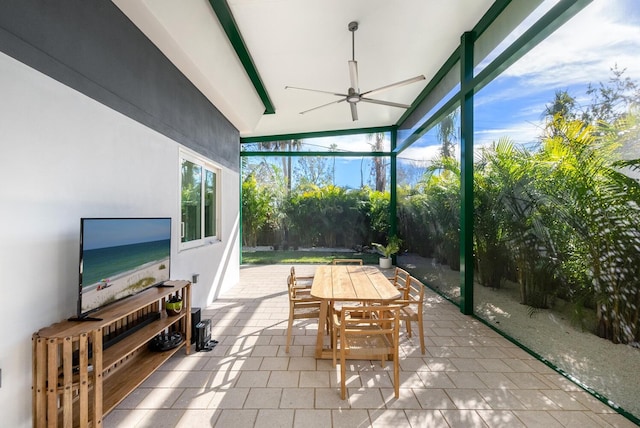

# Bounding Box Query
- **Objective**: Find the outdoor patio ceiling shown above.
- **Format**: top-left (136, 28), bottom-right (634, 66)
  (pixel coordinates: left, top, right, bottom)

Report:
top-left (112, 0), bottom-right (502, 138)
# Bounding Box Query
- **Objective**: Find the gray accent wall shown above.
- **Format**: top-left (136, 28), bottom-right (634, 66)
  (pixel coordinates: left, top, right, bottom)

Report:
top-left (0, 0), bottom-right (239, 171)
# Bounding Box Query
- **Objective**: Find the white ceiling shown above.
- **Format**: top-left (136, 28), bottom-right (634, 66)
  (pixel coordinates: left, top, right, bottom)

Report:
top-left (113, 0), bottom-right (496, 138)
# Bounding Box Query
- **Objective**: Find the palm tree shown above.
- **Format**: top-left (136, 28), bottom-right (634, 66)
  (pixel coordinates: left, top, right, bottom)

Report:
top-left (258, 139), bottom-right (302, 193)
top-left (367, 132), bottom-right (387, 191)
top-left (437, 110), bottom-right (459, 159)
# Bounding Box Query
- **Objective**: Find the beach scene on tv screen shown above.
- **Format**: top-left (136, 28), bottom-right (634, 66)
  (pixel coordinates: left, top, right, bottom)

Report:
top-left (80, 218), bottom-right (171, 314)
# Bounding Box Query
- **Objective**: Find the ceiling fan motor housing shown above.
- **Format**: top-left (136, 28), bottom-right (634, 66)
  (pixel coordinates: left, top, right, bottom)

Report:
top-left (347, 87), bottom-right (360, 103)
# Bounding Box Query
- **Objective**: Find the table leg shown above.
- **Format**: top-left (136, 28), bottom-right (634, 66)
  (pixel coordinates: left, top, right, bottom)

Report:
top-left (315, 299), bottom-right (329, 358)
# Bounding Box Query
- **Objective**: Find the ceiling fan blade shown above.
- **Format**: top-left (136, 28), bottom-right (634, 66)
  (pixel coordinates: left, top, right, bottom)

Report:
top-left (299, 98), bottom-right (346, 115)
top-left (350, 103), bottom-right (358, 121)
top-left (361, 75), bottom-right (425, 98)
top-left (285, 86), bottom-right (347, 97)
top-left (360, 97), bottom-right (411, 109)
top-left (348, 60), bottom-right (359, 91)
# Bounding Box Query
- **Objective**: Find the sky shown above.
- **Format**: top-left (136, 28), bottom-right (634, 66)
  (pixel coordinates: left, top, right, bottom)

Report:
top-left (247, 0), bottom-right (640, 189)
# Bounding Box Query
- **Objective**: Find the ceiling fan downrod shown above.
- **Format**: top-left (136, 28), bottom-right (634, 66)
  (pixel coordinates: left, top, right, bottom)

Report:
top-left (348, 21), bottom-right (358, 62)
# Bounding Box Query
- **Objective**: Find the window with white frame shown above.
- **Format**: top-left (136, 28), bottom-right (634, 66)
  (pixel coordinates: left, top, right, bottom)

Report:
top-left (180, 150), bottom-right (219, 249)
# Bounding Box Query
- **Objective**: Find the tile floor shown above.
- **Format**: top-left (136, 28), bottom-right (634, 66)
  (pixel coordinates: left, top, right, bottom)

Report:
top-left (104, 265), bottom-right (637, 427)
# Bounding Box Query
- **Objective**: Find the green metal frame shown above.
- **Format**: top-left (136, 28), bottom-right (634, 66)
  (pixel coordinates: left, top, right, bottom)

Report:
top-left (240, 125), bottom-right (394, 144)
top-left (241, 151), bottom-right (390, 157)
top-left (208, 0), bottom-right (275, 114)
top-left (459, 31), bottom-right (474, 315)
top-left (389, 129), bottom-right (398, 265)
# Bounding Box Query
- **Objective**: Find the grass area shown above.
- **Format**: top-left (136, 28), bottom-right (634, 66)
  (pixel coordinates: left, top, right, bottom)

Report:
top-left (241, 250), bottom-right (380, 265)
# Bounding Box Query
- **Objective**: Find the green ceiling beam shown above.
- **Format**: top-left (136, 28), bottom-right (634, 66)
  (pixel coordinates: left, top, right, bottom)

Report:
top-left (471, 0), bottom-right (513, 40)
top-left (209, 0), bottom-right (275, 114)
top-left (240, 125), bottom-right (395, 144)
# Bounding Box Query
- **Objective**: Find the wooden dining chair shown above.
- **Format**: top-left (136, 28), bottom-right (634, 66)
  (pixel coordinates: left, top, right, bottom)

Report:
top-left (333, 304), bottom-right (401, 399)
top-left (394, 277), bottom-right (426, 354)
top-left (390, 267), bottom-right (412, 299)
top-left (332, 258), bottom-right (363, 265)
top-left (286, 274), bottom-right (325, 353)
top-left (290, 265), bottom-right (314, 287)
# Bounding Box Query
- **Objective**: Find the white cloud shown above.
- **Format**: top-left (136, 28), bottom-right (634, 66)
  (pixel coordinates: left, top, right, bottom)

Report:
top-left (504, 0), bottom-right (640, 86)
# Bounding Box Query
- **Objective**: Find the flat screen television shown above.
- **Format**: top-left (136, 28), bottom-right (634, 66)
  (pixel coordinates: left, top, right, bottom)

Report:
top-left (76, 217), bottom-right (172, 320)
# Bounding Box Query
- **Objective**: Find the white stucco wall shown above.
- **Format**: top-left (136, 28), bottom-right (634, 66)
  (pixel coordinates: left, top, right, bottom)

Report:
top-left (0, 51), bottom-right (240, 427)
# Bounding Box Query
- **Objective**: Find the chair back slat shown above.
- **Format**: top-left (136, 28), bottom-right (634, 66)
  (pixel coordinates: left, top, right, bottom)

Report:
top-left (332, 259), bottom-right (363, 265)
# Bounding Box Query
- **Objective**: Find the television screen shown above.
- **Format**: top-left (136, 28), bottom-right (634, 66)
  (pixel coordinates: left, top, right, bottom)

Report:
top-left (78, 217), bottom-right (171, 318)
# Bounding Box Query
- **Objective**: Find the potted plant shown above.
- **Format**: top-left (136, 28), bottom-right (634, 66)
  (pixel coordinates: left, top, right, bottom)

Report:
top-left (165, 295), bottom-right (183, 316)
top-left (371, 236), bottom-right (401, 269)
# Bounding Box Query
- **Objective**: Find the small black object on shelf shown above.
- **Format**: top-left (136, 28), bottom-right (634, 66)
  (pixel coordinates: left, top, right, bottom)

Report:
top-left (148, 332), bottom-right (184, 352)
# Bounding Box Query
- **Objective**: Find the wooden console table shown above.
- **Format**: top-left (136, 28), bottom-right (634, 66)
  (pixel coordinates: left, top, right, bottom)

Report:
top-left (32, 280), bottom-right (191, 428)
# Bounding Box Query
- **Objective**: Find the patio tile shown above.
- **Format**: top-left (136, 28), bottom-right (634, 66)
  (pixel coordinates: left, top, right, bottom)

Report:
top-left (315, 387), bottom-right (350, 409)
top-left (260, 356), bottom-right (290, 371)
top-left (213, 409), bottom-right (258, 427)
top-left (450, 357), bottom-right (486, 372)
top-left (540, 389), bottom-right (587, 410)
top-left (476, 358), bottom-right (514, 373)
top-left (405, 409), bottom-right (449, 427)
top-left (413, 388), bottom-right (457, 409)
top-left (131, 409), bottom-right (186, 428)
top-left (172, 388), bottom-right (216, 409)
top-left (288, 356), bottom-right (317, 371)
top-left (267, 370), bottom-right (300, 387)
top-left (445, 389), bottom-right (492, 410)
top-left (208, 387), bottom-right (250, 409)
top-left (547, 410), bottom-right (612, 427)
top-left (475, 372), bottom-right (519, 389)
top-left (504, 372), bottom-right (551, 389)
top-left (136, 388), bottom-right (184, 409)
top-left (175, 409), bottom-right (221, 427)
top-left (348, 387), bottom-right (386, 409)
top-left (293, 409), bottom-right (332, 428)
top-left (511, 410), bottom-right (564, 427)
top-left (447, 372), bottom-right (489, 389)
top-left (369, 408), bottom-right (412, 427)
top-left (509, 389), bottom-right (561, 410)
top-left (476, 409), bottom-right (525, 428)
top-left (477, 389), bottom-right (527, 410)
top-left (235, 371), bottom-right (271, 388)
top-left (380, 388), bottom-right (422, 409)
top-left (424, 357), bottom-right (458, 372)
top-left (244, 387), bottom-right (283, 409)
top-left (416, 371), bottom-right (456, 389)
top-left (299, 370), bottom-right (331, 387)
top-left (279, 388), bottom-right (315, 408)
top-left (332, 409), bottom-right (370, 428)
top-left (254, 409), bottom-right (294, 428)
top-left (440, 409), bottom-right (489, 427)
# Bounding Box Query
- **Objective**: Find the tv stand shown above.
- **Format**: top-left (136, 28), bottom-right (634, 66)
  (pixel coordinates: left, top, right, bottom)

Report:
top-left (67, 315), bottom-right (103, 322)
top-left (33, 280), bottom-right (191, 428)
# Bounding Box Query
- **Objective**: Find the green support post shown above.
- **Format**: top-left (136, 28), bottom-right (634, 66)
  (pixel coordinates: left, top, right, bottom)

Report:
top-left (459, 32), bottom-right (474, 315)
top-left (390, 128), bottom-right (398, 265)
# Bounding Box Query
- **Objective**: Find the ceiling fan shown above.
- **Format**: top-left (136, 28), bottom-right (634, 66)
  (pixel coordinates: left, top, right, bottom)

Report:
top-left (285, 21), bottom-right (425, 121)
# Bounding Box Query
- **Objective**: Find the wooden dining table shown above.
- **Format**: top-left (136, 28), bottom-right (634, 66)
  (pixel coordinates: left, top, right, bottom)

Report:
top-left (310, 264), bottom-right (401, 359)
